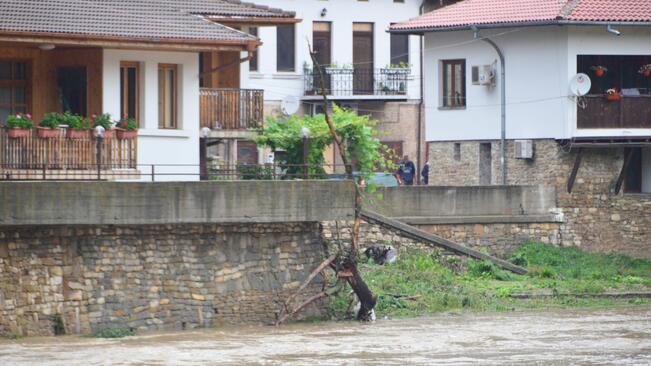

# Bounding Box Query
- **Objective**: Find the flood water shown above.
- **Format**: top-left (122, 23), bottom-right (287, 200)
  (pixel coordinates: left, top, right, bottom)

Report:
top-left (1, 307), bottom-right (650, 365)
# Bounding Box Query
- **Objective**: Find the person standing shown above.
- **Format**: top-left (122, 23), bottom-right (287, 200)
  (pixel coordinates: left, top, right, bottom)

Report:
top-left (421, 161), bottom-right (430, 185)
top-left (395, 155), bottom-right (416, 186)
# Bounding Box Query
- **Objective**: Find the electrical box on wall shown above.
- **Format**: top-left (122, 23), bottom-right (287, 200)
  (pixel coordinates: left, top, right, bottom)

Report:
top-left (514, 140), bottom-right (534, 159)
top-left (471, 65), bottom-right (495, 86)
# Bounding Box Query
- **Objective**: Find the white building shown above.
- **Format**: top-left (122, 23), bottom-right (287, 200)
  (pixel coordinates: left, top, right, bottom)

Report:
top-left (238, 0), bottom-right (430, 172)
top-left (0, 0), bottom-right (294, 181)
top-left (391, 0), bottom-right (651, 192)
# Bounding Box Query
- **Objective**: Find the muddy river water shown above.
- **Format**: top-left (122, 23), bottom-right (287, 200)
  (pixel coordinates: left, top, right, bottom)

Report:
top-left (1, 306), bottom-right (650, 365)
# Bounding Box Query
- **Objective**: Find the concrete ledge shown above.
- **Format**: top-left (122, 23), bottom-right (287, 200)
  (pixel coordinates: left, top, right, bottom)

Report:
top-left (366, 185), bottom-right (558, 218)
top-left (399, 214), bottom-right (563, 225)
top-left (0, 181), bottom-right (355, 226)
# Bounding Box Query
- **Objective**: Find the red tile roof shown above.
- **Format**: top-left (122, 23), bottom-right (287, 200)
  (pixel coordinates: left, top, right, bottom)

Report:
top-left (391, 0), bottom-right (651, 32)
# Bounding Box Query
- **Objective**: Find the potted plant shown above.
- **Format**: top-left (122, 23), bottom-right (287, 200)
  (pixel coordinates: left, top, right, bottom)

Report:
top-left (37, 112), bottom-right (62, 138)
top-left (64, 113), bottom-right (91, 139)
top-left (325, 63), bottom-right (354, 75)
top-left (590, 65), bottom-right (608, 77)
top-left (605, 88), bottom-right (622, 101)
top-left (92, 113), bottom-right (114, 138)
top-left (6, 112), bottom-right (33, 138)
top-left (380, 62), bottom-right (412, 76)
top-left (639, 64), bottom-right (651, 78)
top-left (116, 116), bottom-right (138, 139)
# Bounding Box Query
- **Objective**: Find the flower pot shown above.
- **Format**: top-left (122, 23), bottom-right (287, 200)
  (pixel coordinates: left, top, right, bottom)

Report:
top-left (7, 128), bottom-right (31, 139)
top-left (100, 129), bottom-right (114, 139)
top-left (116, 128), bottom-right (137, 140)
top-left (606, 94), bottom-right (622, 101)
top-left (380, 68), bottom-right (411, 76)
top-left (36, 127), bottom-right (59, 139)
top-left (595, 68), bottom-right (605, 77)
top-left (66, 129), bottom-right (90, 139)
top-left (325, 67), bottom-right (354, 75)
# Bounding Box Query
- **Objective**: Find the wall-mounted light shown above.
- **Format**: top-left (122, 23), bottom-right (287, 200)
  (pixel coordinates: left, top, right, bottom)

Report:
top-left (38, 44), bottom-right (55, 51)
top-left (94, 125), bottom-right (105, 138)
top-left (607, 24), bottom-right (621, 36)
top-left (320, 8), bottom-right (327, 17)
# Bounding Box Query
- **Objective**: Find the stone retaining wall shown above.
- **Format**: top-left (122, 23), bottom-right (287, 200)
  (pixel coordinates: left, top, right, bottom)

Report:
top-left (0, 223), bottom-right (326, 337)
top-left (427, 140), bottom-right (651, 259)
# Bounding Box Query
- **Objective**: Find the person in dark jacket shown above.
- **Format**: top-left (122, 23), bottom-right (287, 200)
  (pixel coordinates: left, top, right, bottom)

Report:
top-left (421, 161), bottom-right (430, 185)
top-left (395, 155), bottom-right (416, 186)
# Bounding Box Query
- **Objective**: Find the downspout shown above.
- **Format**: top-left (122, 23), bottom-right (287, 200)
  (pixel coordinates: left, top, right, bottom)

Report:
top-left (473, 27), bottom-right (507, 185)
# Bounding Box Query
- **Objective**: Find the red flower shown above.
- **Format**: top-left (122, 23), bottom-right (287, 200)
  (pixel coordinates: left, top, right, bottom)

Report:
top-left (16, 113), bottom-right (22, 118)
top-left (26, 113), bottom-right (32, 119)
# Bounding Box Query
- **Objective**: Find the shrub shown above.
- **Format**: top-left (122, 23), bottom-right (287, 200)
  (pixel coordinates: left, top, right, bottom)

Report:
top-left (89, 327), bottom-right (134, 338)
top-left (6, 112), bottom-right (33, 129)
top-left (63, 113), bottom-right (90, 130)
top-left (118, 117), bottom-right (138, 131)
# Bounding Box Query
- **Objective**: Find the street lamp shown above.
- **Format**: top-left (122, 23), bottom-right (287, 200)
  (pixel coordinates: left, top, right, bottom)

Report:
top-left (94, 125), bottom-right (105, 180)
top-left (200, 127), bottom-right (211, 180)
top-left (301, 127), bottom-right (310, 179)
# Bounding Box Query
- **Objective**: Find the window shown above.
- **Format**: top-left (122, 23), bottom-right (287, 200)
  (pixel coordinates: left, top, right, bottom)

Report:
top-left (390, 28), bottom-right (409, 66)
top-left (441, 59), bottom-right (466, 108)
top-left (120, 62), bottom-right (140, 124)
top-left (0, 61), bottom-right (28, 123)
top-left (248, 27), bottom-right (259, 72)
top-left (453, 142), bottom-right (461, 161)
top-left (624, 147), bottom-right (651, 194)
top-left (158, 64), bottom-right (178, 129)
top-left (276, 24), bottom-right (295, 72)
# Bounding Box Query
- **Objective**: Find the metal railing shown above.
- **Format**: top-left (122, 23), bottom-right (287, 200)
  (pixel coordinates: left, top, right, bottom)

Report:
top-left (0, 163), bottom-right (353, 181)
top-left (304, 68), bottom-right (410, 97)
top-left (199, 88), bottom-right (264, 130)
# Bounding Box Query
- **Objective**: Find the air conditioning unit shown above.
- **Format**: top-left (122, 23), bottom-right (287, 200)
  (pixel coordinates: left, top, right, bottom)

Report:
top-left (471, 65), bottom-right (495, 86)
top-left (514, 140), bottom-right (534, 159)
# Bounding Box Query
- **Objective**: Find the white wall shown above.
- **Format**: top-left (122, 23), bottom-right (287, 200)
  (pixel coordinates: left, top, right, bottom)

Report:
top-left (423, 26), bottom-right (569, 142)
top-left (423, 25), bottom-right (651, 142)
top-left (240, 0), bottom-right (423, 103)
top-left (103, 49), bottom-right (200, 181)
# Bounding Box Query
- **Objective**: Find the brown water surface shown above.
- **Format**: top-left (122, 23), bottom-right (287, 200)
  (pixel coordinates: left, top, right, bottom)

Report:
top-left (1, 307), bottom-right (650, 365)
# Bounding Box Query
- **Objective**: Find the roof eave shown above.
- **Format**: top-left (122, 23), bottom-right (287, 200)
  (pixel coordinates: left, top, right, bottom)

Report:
top-left (205, 16), bottom-right (302, 26)
top-left (388, 20), bottom-right (651, 35)
top-left (0, 30), bottom-right (260, 52)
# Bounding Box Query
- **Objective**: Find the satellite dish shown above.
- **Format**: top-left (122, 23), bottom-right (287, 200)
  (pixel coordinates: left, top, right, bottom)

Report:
top-left (569, 73), bottom-right (592, 96)
top-left (281, 96), bottom-right (300, 116)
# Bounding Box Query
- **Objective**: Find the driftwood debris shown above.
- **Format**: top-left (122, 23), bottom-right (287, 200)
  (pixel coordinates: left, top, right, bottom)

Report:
top-left (274, 41), bottom-right (376, 325)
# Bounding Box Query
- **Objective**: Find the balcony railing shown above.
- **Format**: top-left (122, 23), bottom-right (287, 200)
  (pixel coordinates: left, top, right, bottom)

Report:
top-left (0, 129), bottom-right (137, 176)
top-left (200, 88), bottom-right (264, 130)
top-left (304, 68), bottom-right (410, 97)
top-left (577, 95), bottom-right (651, 129)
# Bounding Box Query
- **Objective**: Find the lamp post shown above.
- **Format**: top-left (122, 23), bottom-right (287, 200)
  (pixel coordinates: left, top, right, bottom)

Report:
top-left (301, 127), bottom-right (310, 179)
top-left (94, 125), bottom-right (105, 180)
top-left (200, 127), bottom-right (211, 180)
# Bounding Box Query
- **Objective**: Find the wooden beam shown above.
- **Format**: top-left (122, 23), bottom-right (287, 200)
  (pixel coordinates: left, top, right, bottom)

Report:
top-left (360, 210), bottom-right (528, 275)
top-left (567, 148), bottom-right (583, 194)
top-left (207, 17), bottom-right (303, 26)
top-left (614, 148), bottom-right (635, 195)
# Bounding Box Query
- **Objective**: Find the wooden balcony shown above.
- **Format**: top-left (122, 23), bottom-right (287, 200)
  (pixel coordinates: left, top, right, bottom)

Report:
top-left (578, 95), bottom-right (651, 130)
top-left (199, 88), bottom-right (264, 130)
top-left (0, 129), bottom-right (137, 179)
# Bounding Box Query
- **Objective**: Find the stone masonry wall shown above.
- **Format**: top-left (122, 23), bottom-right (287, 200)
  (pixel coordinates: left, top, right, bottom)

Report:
top-left (322, 220), bottom-right (561, 258)
top-left (427, 140), bottom-right (651, 258)
top-left (0, 223), bottom-right (326, 337)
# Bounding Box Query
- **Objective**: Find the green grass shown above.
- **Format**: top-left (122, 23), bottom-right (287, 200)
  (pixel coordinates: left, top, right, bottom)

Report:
top-left (329, 242), bottom-right (651, 319)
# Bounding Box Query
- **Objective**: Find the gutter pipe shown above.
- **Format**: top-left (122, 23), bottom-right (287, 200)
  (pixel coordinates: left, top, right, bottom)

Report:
top-left (473, 26), bottom-right (507, 185)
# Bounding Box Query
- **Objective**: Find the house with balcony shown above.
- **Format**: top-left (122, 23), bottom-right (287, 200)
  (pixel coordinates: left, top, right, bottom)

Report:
top-left (390, 0), bottom-right (651, 256)
top-left (0, 0), bottom-right (295, 181)
top-left (235, 0), bottom-right (439, 175)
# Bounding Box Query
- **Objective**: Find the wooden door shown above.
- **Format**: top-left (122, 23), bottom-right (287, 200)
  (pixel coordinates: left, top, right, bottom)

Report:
top-left (237, 140), bottom-right (259, 165)
top-left (353, 23), bottom-right (374, 95)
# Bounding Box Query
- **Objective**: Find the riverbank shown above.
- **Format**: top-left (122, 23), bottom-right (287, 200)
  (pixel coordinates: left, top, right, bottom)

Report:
top-left (330, 242), bottom-right (651, 319)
